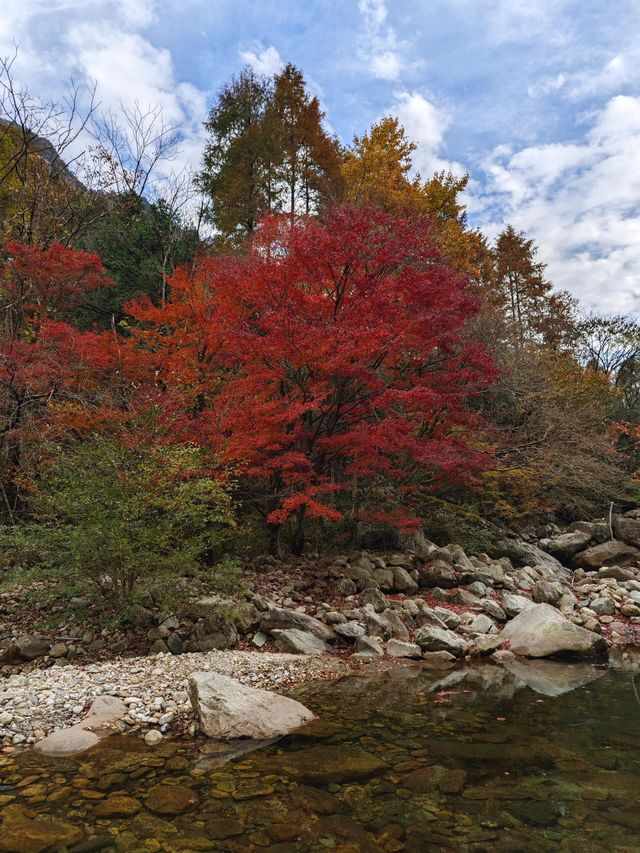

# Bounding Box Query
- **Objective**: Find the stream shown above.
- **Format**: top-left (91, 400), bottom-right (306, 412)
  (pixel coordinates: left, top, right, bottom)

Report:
top-left (2, 658), bottom-right (640, 851)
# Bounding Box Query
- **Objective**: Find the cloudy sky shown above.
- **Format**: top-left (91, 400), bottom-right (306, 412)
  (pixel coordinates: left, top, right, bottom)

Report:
top-left (2, 0), bottom-right (639, 314)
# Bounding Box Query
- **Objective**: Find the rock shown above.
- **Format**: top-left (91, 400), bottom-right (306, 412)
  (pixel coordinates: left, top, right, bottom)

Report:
top-left (0, 804), bottom-right (83, 853)
top-left (149, 639), bottom-right (169, 655)
top-left (188, 671), bottom-right (316, 739)
top-left (49, 642), bottom-right (68, 658)
top-left (271, 628), bottom-right (330, 655)
top-left (470, 563), bottom-right (507, 587)
top-left (539, 530), bottom-right (592, 560)
top-left (166, 632), bottom-right (183, 655)
top-left (494, 539), bottom-right (569, 576)
top-left (573, 540), bottom-right (640, 569)
top-left (467, 581), bottom-right (487, 597)
top-left (414, 625), bottom-right (469, 658)
top-left (354, 635), bottom-right (384, 656)
top-left (94, 795), bottom-right (142, 818)
top-left (363, 605), bottom-right (409, 640)
top-left (599, 565), bottom-right (636, 581)
top-left (187, 618), bottom-right (238, 652)
top-left (491, 648), bottom-right (516, 664)
top-left (392, 566), bottom-right (419, 593)
top-left (502, 593), bottom-right (535, 618)
top-left (372, 567), bottom-right (394, 590)
top-left (35, 727), bottom-right (99, 755)
top-left (385, 639), bottom-right (422, 658)
top-left (421, 650), bottom-right (457, 667)
top-left (144, 730), bottom-right (163, 746)
top-left (470, 634), bottom-right (503, 655)
top-left (260, 607), bottom-right (331, 641)
top-left (269, 745), bottom-right (388, 784)
top-left (16, 636), bottom-right (51, 661)
top-left (589, 596), bottom-right (615, 616)
top-left (532, 580), bottom-right (562, 606)
top-left (336, 577), bottom-right (357, 597)
top-left (145, 784), bottom-right (198, 815)
top-left (333, 621), bottom-right (366, 641)
top-left (433, 543), bottom-right (474, 571)
top-left (468, 614), bottom-right (496, 634)
top-left (359, 588), bottom-right (387, 612)
top-left (419, 560), bottom-right (457, 588)
top-left (482, 599), bottom-right (507, 622)
top-left (432, 606), bottom-right (460, 629)
top-left (325, 611), bottom-right (347, 624)
top-left (500, 603), bottom-right (607, 659)
top-left (613, 514), bottom-right (640, 548)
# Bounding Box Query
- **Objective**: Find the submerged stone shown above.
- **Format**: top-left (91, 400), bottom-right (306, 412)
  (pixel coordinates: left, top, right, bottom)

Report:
top-left (145, 784), bottom-right (199, 815)
top-left (269, 745), bottom-right (388, 784)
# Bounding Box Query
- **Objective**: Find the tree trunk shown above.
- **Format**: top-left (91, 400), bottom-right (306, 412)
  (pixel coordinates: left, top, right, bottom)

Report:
top-left (291, 506), bottom-right (306, 556)
top-left (267, 521), bottom-right (281, 557)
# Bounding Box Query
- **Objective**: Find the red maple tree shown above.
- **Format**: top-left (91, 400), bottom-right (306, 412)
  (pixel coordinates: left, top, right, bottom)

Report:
top-left (129, 206), bottom-right (496, 553)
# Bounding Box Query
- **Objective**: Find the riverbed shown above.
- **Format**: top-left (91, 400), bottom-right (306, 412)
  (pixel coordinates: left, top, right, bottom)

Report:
top-left (1, 659), bottom-right (639, 851)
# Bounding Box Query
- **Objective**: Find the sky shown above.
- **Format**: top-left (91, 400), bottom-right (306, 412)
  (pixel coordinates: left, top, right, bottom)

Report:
top-left (2, 0), bottom-right (640, 315)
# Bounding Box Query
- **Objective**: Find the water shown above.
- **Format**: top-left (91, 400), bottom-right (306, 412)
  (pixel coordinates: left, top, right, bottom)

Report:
top-left (2, 659), bottom-right (640, 852)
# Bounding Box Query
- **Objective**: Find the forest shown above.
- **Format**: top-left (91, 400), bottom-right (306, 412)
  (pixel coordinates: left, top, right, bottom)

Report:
top-left (1, 56), bottom-right (640, 614)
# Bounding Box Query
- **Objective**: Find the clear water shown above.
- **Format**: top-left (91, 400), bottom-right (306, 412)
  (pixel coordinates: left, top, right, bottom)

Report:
top-left (2, 659), bottom-right (640, 852)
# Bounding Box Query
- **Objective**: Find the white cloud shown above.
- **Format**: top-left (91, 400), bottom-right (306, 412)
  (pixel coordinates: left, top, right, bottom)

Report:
top-left (530, 54), bottom-right (637, 101)
top-left (0, 0), bottom-right (209, 181)
top-left (391, 90), bottom-right (464, 178)
top-left (476, 95), bottom-right (640, 314)
top-left (239, 43), bottom-right (284, 76)
top-left (358, 0), bottom-right (404, 81)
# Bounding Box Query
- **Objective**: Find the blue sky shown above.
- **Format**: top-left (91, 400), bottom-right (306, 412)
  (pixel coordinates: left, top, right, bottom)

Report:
top-left (2, 0), bottom-right (640, 313)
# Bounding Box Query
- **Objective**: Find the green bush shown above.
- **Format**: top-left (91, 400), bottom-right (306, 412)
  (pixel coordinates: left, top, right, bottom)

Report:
top-left (0, 438), bottom-right (236, 606)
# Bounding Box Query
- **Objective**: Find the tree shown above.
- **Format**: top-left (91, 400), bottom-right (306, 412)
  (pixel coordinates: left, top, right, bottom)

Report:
top-left (128, 206), bottom-right (495, 554)
top-left (197, 67), bottom-right (274, 247)
top-left (198, 64), bottom-right (342, 245)
top-left (0, 240), bottom-right (113, 518)
top-left (491, 225), bottom-right (576, 348)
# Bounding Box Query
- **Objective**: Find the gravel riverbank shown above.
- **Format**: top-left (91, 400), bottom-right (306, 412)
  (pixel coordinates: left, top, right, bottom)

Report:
top-left (0, 649), bottom-right (348, 748)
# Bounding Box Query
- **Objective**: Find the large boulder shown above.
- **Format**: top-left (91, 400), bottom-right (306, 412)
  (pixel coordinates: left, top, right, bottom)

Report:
top-left (539, 530), bottom-right (592, 561)
top-left (493, 538), bottom-right (569, 576)
top-left (500, 603), bottom-right (607, 659)
top-left (271, 629), bottom-right (330, 655)
top-left (419, 560), bottom-right (458, 589)
top-left (188, 672), bottom-right (315, 739)
top-left (572, 540), bottom-right (640, 570)
top-left (16, 635), bottom-right (51, 661)
top-left (613, 514), bottom-right (640, 549)
top-left (260, 607), bottom-right (331, 641)
top-left (414, 625), bottom-right (469, 658)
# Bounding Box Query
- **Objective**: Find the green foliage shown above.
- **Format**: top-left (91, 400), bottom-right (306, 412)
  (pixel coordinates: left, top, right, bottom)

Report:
top-left (1, 438), bottom-right (236, 605)
top-left (418, 495), bottom-right (498, 553)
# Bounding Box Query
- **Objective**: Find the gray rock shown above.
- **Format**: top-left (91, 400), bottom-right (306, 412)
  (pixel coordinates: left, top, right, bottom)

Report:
top-left (494, 539), bottom-right (569, 576)
top-left (372, 568), bottom-right (394, 590)
top-left (414, 625), bottom-right (469, 658)
top-left (166, 633), bottom-right (183, 655)
top-left (188, 672), bottom-right (315, 739)
top-left (573, 540), bottom-right (640, 570)
top-left (385, 639), bottom-right (422, 658)
top-left (252, 630), bottom-right (268, 648)
top-left (467, 581), bottom-right (487, 597)
top-left (482, 599), bottom-right (507, 622)
top-left (49, 643), bottom-right (68, 658)
top-left (334, 621), bottom-right (366, 641)
top-left (260, 607), bottom-right (331, 641)
top-left (470, 563), bottom-right (507, 587)
top-left (502, 593), bottom-right (535, 618)
top-left (470, 634), bottom-right (503, 655)
top-left (468, 614), bottom-right (496, 634)
top-left (325, 611), bottom-right (347, 624)
top-left (421, 650), bottom-right (457, 667)
top-left (336, 577), bottom-right (357, 597)
top-left (17, 635), bottom-right (51, 661)
top-left (500, 603), bottom-right (607, 659)
top-left (144, 730), bottom-right (163, 746)
top-left (589, 596), bottom-right (615, 616)
top-left (363, 605), bottom-right (409, 640)
top-left (539, 530), bottom-right (592, 560)
top-left (271, 628), bottom-right (330, 655)
top-left (419, 560), bottom-right (457, 589)
top-left (149, 639), bottom-right (169, 655)
top-left (354, 635), bottom-right (384, 656)
top-left (433, 606), bottom-right (460, 629)
top-left (393, 566), bottom-right (419, 593)
top-left (598, 565), bottom-right (636, 581)
top-left (532, 580), bottom-right (562, 606)
top-left (612, 514), bottom-right (640, 548)
top-left (360, 588), bottom-right (387, 612)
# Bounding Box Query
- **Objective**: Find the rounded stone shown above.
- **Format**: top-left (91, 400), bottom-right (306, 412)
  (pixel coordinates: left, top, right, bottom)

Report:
top-left (145, 784), bottom-right (199, 815)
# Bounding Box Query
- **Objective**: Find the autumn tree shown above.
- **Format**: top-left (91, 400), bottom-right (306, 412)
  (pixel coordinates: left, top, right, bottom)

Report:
top-left (0, 240), bottom-right (113, 518)
top-left (128, 206), bottom-right (495, 554)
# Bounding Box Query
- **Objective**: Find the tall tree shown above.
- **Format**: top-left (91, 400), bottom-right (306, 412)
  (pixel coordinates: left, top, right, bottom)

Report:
top-left (127, 206), bottom-right (495, 554)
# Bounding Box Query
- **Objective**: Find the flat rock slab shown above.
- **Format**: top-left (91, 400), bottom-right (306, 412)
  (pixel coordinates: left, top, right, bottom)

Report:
top-left (573, 540), bottom-right (640, 569)
top-left (35, 695), bottom-right (127, 756)
top-left (500, 603), bottom-right (607, 659)
top-left (271, 628), bottom-right (330, 655)
top-left (188, 671), bottom-right (316, 739)
top-left (260, 606), bottom-right (331, 641)
top-left (0, 804), bottom-right (83, 853)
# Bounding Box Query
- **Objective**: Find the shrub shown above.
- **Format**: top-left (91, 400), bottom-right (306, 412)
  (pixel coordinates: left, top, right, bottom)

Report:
top-left (1, 438), bottom-right (236, 606)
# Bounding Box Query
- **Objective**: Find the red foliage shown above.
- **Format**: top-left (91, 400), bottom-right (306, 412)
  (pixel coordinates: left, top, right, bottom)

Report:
top-left (129, 206), bottom-right (496, 535)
